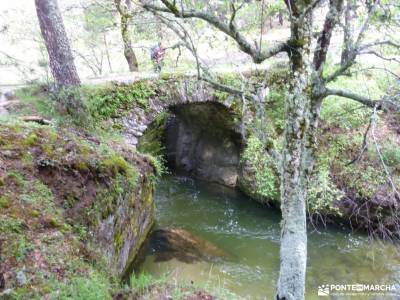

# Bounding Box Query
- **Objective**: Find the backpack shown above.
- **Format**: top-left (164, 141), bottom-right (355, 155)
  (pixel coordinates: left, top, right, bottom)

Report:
top-left (150, 45), bottom-right (160, 59)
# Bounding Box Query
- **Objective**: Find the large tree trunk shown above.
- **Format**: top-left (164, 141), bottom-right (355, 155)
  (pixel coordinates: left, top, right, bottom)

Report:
top-left (121, 14), bottom-right (139, 72)
top-left (277, 86), bottom-right (323, 300)
top-left (341, 0), bottom-right (355, 65)
top-left (276, 3), bottom-right (313, 299)
top-left (115, 0), bottom-right (139, 72)
top-left (277, 72), bottom-right (310, 300)
top-left (35, 0), bottom-right (80, 88)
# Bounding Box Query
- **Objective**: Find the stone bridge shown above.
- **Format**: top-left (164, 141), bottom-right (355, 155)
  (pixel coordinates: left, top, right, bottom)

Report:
top-left (0, 77), bottom-right (252, 188)
top-left (121, 79), bottom-right (240, 146)
top-left (120, 78), bottom-right (244, 187)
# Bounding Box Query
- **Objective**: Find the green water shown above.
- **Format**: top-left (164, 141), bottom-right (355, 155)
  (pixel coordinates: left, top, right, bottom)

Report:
top-left (140, 176), bottom-right (400, 299)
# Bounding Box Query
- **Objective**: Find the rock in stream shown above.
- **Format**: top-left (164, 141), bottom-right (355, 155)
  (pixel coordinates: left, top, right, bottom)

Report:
top-left (148, 228), bottom-right (230, 264)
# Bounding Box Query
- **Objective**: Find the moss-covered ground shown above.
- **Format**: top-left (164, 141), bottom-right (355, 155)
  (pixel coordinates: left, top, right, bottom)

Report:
top-left (0, 83), bottom-right (222, 299)
top-left (1, 69), bottom-right (398, 298)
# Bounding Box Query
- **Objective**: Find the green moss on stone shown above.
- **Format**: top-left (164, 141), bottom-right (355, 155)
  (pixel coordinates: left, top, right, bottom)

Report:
top-left (87, 81), bottom-right (156, 122)
top-left (23, 133), bottom-right (39, 146)
top-left (101, 154), bottom-right (138, 184)
top-left (0, 195), bottom-right (12, 208)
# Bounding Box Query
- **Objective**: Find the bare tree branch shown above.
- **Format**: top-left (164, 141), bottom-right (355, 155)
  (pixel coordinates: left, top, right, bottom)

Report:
top-left (149, 9), bottom-right (257, 101)
top-left (359, 40), bottom-right (400, 50)
top-left (355, 66), bottom-right (400, 80)
top-left (370, 106), bottom-right (400, 199)
top-left (346, 110), bottom-right (373, 165)
top-left (359, 50), bottom-right (400, 63)
top-left (141, 0), bottom-right (288, 63)
top-left (299, 0), bottom-right (324, 21)
top-left (324, 1), bottom-right (379, 82)
top-left (325, 88), bottom-right (400, 112)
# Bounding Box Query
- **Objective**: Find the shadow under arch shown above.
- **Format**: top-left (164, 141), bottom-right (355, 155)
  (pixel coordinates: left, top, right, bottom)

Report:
top-left (138, 101), bottom-right (243, 187)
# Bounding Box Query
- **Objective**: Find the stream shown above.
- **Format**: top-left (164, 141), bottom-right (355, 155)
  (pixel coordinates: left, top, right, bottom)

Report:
top-left (139, 176), bottom-right (400, 299)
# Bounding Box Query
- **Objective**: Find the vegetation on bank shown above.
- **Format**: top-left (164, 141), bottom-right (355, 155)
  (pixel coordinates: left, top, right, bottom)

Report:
top-left (238, 66), bottom-right (400, 238)
top-left (9, 69), bottom-right (400, 226)
top-left (0, 121), bottom-right (124, 299)
top-left (0, 82), bottom-right (227, 299)
top-left (1, 67), bottom-right (399, 298)
top-left (4, 0), bottom-right (399, 299)
top-left (14, 69), bottom-right (400, 238)
top-left (193, 65), bottom-right (398, 239)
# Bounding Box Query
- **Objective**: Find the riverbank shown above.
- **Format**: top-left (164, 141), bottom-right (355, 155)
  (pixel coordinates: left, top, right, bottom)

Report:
top-left (0, 70), bottom-right (399, 298)
top-left (0, 85), bottom-right (228, 298)
top-left (2, 72), bottom-right (399, 239)
top-left (0, 119), bottom-right (154, 297)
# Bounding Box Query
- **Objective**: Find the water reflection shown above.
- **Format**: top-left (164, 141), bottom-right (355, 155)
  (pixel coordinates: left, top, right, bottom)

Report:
top-left (139, 176), bottom-right (400, 299)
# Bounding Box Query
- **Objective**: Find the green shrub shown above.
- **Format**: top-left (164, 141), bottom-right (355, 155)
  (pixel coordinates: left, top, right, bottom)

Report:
top-left (343, 164), bottom-right (386, 198)
top-left (56, 273), bottom-right (112, 300)
top-left (382, 142), bottom-right (400, 169)
top-left (322, 67), bottom-right (389, 129)
top-left (264, 88), bottom-right (286, 132)
top-left (250, 86), bottom-right (286, 140)
top-left (13, 236), bottom-right (33, 262)
top-left (241, 135), bottom-right (279, 200)
top-left (7, 171), bottom-right (27, 187)
top-left (87, 81), bottom-right (155, 122)
top-left (146, 154), bottom-right (167, 178)
top-left (0, 216), bottom-right (24, 233)
top-left (137, 112), bottom-right (169, 177)
top-left (51, 87), bottom-right (89, 125)
top-left (130, 273), bottom-right (155, 295)
top-left (321, 97), bottom-right (372, 129)
top-left (0, 195), bottom-right (12, 208)
top-left (307, 166), bottom-right (344, 215)
top-left (15, 85), bottom-right (56, 118)
top-left (20, 181), bottom-right (54, 206)
top-left (23, 133), bottom-right (39, 146)
top-left (137, 112), bottom-right (168, 157)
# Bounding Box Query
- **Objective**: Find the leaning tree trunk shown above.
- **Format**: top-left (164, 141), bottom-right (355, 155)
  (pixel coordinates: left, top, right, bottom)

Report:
top-left (121, 14), bottom-right (139, 71)
top-left (115, 0), bottom-right (139, 72)
top-left (35, 0), bottom-right (80, 88)
top-left (276, 4), bottom-right (313, 299)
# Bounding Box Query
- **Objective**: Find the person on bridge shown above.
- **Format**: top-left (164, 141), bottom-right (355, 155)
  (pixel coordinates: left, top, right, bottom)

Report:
top-left (150, 42), bottom-right (166, 73)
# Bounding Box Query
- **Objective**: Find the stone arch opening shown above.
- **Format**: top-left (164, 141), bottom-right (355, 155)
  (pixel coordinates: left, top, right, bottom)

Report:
top-left (138, 101), bottom-right (243, 187)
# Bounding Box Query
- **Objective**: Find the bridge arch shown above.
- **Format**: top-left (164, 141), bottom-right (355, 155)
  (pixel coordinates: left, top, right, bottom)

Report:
top-left (121, 79), bottom-right (243, 186)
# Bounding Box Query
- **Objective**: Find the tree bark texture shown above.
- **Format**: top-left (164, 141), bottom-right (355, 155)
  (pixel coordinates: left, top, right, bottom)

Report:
top-left (276, 2), bottom-right (314, 299)
top-left (35, 0), bottom-right (81, 88)
top-left (341, 0), bottom-right (355, 65)
top-left (277, 73), bottom-right (310, 300)
top-left (115, 0), bottom-right (139, 72)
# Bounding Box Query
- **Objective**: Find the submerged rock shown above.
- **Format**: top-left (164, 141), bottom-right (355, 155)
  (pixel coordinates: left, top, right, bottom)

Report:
top-left (148, 228), bottom-right (229, 263)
